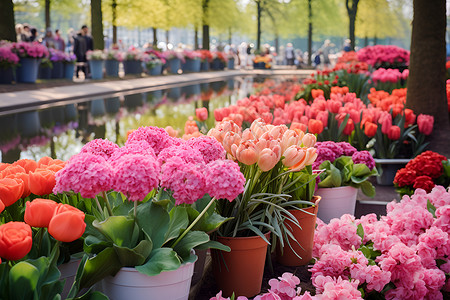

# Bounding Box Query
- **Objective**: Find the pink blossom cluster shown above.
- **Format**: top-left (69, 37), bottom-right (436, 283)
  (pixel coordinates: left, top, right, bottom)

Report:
top-left (183, 50), bottom-right (202, 60)
top-left (0, 46), bottom-right (19, 67)
top-left (163, 50), bottom-right (185, 62)
top-left (371, 68), bottom-right (408, 83)
top-left (210, 272), bottom-right (363, 300)
top-left (11, 41), bottom-right (49, 59)
top-left (356, 45), bottom-right (410, 67)
top-left (54, 127), bottom-right (245, 204)
top-left (49, 48), bottom-right (67, 62)
top-left (124, 47), bottom-right (143, 61)
top-left (311, 186), bottom-right (450, 299)
top-left (104, 49), bottom-right (124, 61)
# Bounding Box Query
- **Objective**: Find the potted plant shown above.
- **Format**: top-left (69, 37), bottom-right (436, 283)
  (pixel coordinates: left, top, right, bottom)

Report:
top-left (211, 52), bottom-right (228, 70)
top-left (198, 50), bottom-right (213, 71)
top-left (164, 50), bottom-right (184, 74)
top-left (123, 48), bottom-right (143, 75)
top-left (143, 53), bottom-right (165, 76)
top-left (312, 141), bottom-right (378, 223)
top-left (62, 53), bottom-right (76, 80)
top-left (86, 50), bottom-right (105, 80)
top-left (39, 57), bottom-right (53, 79)
top-left (182, 50), bottom-right (201, 73)
top-left (49, 49), bottom-right (66, 79)
top-left (53, 131), bottom-right (241, 300)
top-left (0, 44), bottom-right (19, 84)
top-left (104, 49), bottom-right (123, 77)
top-left (207, 118), bottom-right (319, 297)
top-left (253, 55), bottom-right (271, 69)
top-left (11, 41), bottom-right (49, 83)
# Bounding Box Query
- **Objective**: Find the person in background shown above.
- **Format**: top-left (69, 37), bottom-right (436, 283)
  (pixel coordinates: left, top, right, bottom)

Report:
top-left (54, 29), bottom-right (66, 52)
top-left (320, 39), bottom-right (331, 68)
top-left (43, 28), bottom-right (56, 49)
top-left (29, 27), bottom-right (39, 42)
top-left (73, 25), bottom-right (93, 78)
top-left (343, 39), bottom-right (352, 52)
top-left (15, 24), bottom-right (28, 42)
top-left (22, 24), bottom-right (31, 41)
top-left (66, 28), bottom-right (75, 53)
top-left (285, 43), bottom-right (295, 66)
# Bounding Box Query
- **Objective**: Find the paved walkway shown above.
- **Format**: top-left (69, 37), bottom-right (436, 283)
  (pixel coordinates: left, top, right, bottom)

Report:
top-left (0, 69), bottom-right (314, 114)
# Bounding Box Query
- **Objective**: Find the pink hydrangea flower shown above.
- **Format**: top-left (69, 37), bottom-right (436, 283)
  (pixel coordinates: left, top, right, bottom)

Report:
top-left (268, 272), bottom-right (300, 298)
top-left (351, 150), bottom-right (375, 170)
top-left (157, 144), bottom-right (204, 166)
top-left (186, 136), bottom-right (226, 164)
top-left (126, 126), bottom-right (172, 155)
top-left (108, 140), bottom-right (156, 165)
top-left (314, 276), bottom-right (362, 300)
top-left (80, 138), bottom-right (119, 160)
top-left (204, 160), bottom-right (245, 201)
top-left (434, 205), bottom-right (450, 233)
top-left (112, 154), bottom-right (160, 201)
top-left (53, 153), bottom-right (113, 198)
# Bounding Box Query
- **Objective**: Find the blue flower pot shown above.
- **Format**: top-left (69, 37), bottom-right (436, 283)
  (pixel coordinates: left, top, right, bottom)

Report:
top-left (39, 66), bottom-right (52, 79)
top-left (0, 67), bottom-right (14, 84)
top-left (89, 60), bottom-right (105, 80)
top-left (17, 58), bottom-right (40, 83)
top-left (17, 111), bottom-right (41, 137)
top-left (182, 58), bottom-right (201, 73)
top-left (51, 61), bottom-right (64, 78)
top-left (90, 99), bottom-right (106, 117)
top-left (64, 64), bottom-right (75, 80)
top-left (227, 58), bottom-right (235, 70)
top-left (105, 97), bottom-right (121, 114)
top-left (105, 59), bottom-right (119, 77)
top-left (200, 61), bottom-right (209, 71)
top-left (210, 59), bottom-right (221, 70)
top-left (149, 64), bottom-right (162, 75)
top-left (123, 60), bottom-right (143, 75)
top-left (168, 58), bottom-right (181, 74)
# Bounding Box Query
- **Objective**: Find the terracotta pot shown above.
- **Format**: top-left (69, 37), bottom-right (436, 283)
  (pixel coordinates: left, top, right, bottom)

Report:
top-left (316, 186), bottom-right (358, 223)
top-left (276, 196), bottom-right (321, 266)
top-left (212, 232), bottom-right (270, 298)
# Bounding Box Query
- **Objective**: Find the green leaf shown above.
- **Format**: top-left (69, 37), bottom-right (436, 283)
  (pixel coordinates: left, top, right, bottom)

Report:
top-left (9, 261), bottom-right (40, 300)
top-left (68, 289), bottom-right (109, 300)
top-left (79, 248), bottom-right (122, 289)
top-left (135, 248), bottom-right (181, 276)
top-left (356, 223), bottom-right (364, 242)
top-left (427, 199), bottom-right (437, 218)
top-left (93, 216), bottom-right (139, 248)
top-left (165, 205), bottom-right (189, 243)
top-left (194, 240), bottom-right (231, 252)
top-left (352, 164), bottom-right (371, 178)
top-left (360, 181), bottom-right (376, 197)
top-left (136, 200), bottom-right (170, 249)
top-left (318, 163), bottom-right (341, 188)
top-left (173, 231), bottom-right (210, 260)
top-left (84, 235), bottom-right (111, 254)
top-left (113, 239), bottom-right (152, 267)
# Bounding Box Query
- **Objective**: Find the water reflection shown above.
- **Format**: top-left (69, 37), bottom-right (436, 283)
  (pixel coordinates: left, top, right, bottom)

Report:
top-left (0, 76), bottom-right (296, 162)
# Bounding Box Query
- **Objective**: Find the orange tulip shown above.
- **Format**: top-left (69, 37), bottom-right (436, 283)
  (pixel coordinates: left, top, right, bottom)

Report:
top-left (28, 169), bottom-right (56, 196)
top-left (364, 122), bottom-right (378, 138)
top-left (0, 178), bottom-right (24, 206)
top-left (24, 198), bottom-right (58, 228)
top-left (311, 89), bottom-right (324, 99)
top-left (308, 119), bottom-right (324, 135)
top-left (0, 222), bottom-right (33, 261)
top-left (6, 172), bottom-right (30, 198)
top-left (0, 163), bottom-right (9, 173)
top-left (0, 165), bottom-right (26, 179)
top-left (37, 156), bottom-right (54, 168)
top-left (48, 204), bottom-right (86, 243)
top-left (12, 159), bottom-right (38, 173)
top-left (0, 200), bottom-right (4, 213)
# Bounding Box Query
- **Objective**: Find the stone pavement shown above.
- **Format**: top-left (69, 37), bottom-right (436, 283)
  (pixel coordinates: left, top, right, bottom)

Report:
top-left (0, 69), bottom-right (314, 115)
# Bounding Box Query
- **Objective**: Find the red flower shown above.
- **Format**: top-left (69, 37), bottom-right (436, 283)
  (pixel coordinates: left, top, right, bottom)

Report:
top-left (195, 107), bottom-right (208, 122)
top-left (28, 169), bottom-right (56, 196)
top-left (413, 175), bottom-right (435, 193)
top-left (0, 222), bottom-right (32, 261)
top-left (364, 122), bottom-right (377, 138)
top-left (48, 204), bottom-right (86, 243)
top-left (387, 125), bottom-right (401, 140)
top-left (343, 119), bottom-right (355, 135)
top-left (0, 177), bottom-right (24, 206)
top-left (406, 151), bottom-right (446, 178)
top-left (308, 119), bottom-right (324, 134)
top-left (417, 114), bottom-right (434, 135)
top-left (24, 198), bottom-right (58, 228)
top-left (394, 168), bottom-right (417, 187)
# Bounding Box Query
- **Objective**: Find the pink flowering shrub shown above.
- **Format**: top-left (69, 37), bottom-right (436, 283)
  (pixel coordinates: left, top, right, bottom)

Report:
top-left (0, 45), bottom-right (19, 69)
top-left (311, 186), bottom-right (450, 299)
top-left (357, 45), bottom-right (409, 68)
top-left (11, 41), bottom-right (49, 59)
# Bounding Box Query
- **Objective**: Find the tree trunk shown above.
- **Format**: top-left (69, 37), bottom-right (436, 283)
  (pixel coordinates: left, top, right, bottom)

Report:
top-left (112, 0), bottom-right (117, 45)
top-left (228, 27), bottom-right (232, 46)
top-left (406, 0), bottom-right (449, 156)
top-left (194, 27), bottom-right (199, 49)
top-left (346, 0), bottom-right (360, 51)
top-left (153, 27), bottom-right (158, 47)
top-left (0, 0), bottom-right (16, 42)
top-left (275, 34), bottom-right (279, 56)
top-left (91, 0), bottom-right (104, 50)
top-left (202, 0), bottom-right (210, 50)
top-left (307, 0), bottom-right (312, 66)
top-left (373, 35), bottom-right (377, 45)
top-left (256, 1), bottom-right (262, 51)
top-left (166, 30), bottom-right (169, 45)
top-left (45, 0), bottom-right (51, 30)
top-left (364, 36), bottom-right (368, 47)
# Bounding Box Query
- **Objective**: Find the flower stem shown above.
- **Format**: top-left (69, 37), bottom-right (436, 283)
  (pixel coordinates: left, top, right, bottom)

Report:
top-left (102, 191), bottom-right (114, 216)
top-left (94, 195), bottom-right (104, 217)
top-left (134, 200), bottom-right (138, 218)
top-left (171, 197), bottom-right (216, 248)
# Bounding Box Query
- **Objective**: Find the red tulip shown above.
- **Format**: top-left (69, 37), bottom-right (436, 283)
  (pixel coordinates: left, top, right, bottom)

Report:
top-left (195, 107), bottom-right (208, 122)
top-left (24, 198), bottom-right (58, 228)
top-left (308, 119), bottom-right (324, 135)
top-left (0, 178), bottom-right (24, 206)
top-left (28, 169), bottom-right (56, 196)
top-left (48, 204), bottom-right (86, 243)
top-left (417, 114), bottom-right (434, 135)
top-left (388, 125), bottom-right (401, 140)
top-left (0, 222), bottom-right (33, 261)
top-left (364, 122), bottom-right (378, 138)
top-left (404, 109), bottom-right (416, 127)
top-left (327, 100), bottom-right (342, 114)
top-left (343, 119), bottom-right (355, 135)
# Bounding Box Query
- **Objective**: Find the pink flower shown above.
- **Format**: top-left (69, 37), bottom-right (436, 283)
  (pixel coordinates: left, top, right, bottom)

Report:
top-left (53, 153), bottom-right (113, 198)
top-left (157, 144), bottom-right (204, 166)
top-left (126, 126), bottom-right (172, 155)
top-left (112, 154), bottom-right (160, 201)
top-left (351, 150), bottom-right (375, 170)
top-left (315, 276), bottom-right (362, 300)
top-left (268, 272), bottom-right (300, 297)
top-left (417, 114), bottom-right (434, 135)
top-left (186, 136), bottom-right (226, 163)
top-left (108, 140), bottom-right (156, 164)
top-left (196, 107), bottom-right (208, 121)
top-left (80, 138), bottom-right (119, 160)
top-left (204, 160), bottom-right (245, 201)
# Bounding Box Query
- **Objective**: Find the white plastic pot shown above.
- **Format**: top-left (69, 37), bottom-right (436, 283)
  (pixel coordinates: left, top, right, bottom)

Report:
top-left (58, 258), bottom-right (82, 299)
top-left (102, 257), bottom-right (197, 300)
top-left (315, 186), bottom-right (358, 223)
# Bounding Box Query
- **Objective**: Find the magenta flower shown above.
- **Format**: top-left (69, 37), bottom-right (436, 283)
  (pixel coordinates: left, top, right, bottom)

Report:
top-left (108, 140), bottom-right (155, 165)
top-left (157, 144), bottom-right (204, 166)
top-left (112, 154), bottom-right (160, 201)
top-left (126, 126), bottom-right (172, 155)
top-left (351, 150), bottom-right (375, 170)
top-left (186, 136), bottom-right (226, 164)
top-left (53, 153), bottom-right (113, 198)
top-left (204, 160), bottom-right (245, 201)
top-left (80, 138), bottom-right (119, 160)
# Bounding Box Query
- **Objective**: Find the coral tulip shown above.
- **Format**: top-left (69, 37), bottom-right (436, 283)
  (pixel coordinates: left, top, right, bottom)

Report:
top-left (235, 141), bottom-right (258, 165)
top-left (343, 119), bottom-right (355, 135)
top-left (290, 147), bottom-right (317, 171)
top-left (404, 109), bottom-right (416, 127)
top-left (364, 122), bottom-right (377, 138)
top-left (28, 169), bottom-right (56, 196)
top-left (316, 111), bottom-right (329, 128)
top-left (250, 118), bottom-right (269, 138)
top-left (417, 114), bottom-right (434, 135)
top-left (0, 165), bottom-right (26, 178)
top-left (379, 112), bottom-right (392, 134)
top-left (0, 178), bottom-right (24, 206)
top-left (282, 146), bottom-right (306, 168)
top-left (223, 131), bottom-right (241, 155)
top-left (37, 156), bottom-right (54, 168)
top-left (0, 200), bottom-right (4, 213)
top-left (308, 119), bottom-right (324, 135)
top-left (280, 130), bottom-right (300, 154)
top-left (164, 126), bottom-right (179, 138)
top-left (257, 146), bottom-right (281, 172)
top-left (12, 159), bottom-right (38, 173)
top-left (388, 125), bottom-right (401, 140)
top-left (24, 198), bottom-right (58, 228)
top-left (302, 133), bottom-right (317, 148)
top-left (290, 122), bottom-right (308, 134)
top-left (327, 100), bottom-right (342, 114)
top-left (0, 222), bottom-right (32, 261)
top-left (311, 89), bottom-right (324, 99)
top-left (196, 107), bottom-right (208, 121)
top-left (48, 204), bottom-right (86, 243)
top-left (6, 173), bottom-right (30, 199)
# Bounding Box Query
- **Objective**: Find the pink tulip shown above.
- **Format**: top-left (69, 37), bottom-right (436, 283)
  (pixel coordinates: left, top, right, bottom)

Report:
top-left (387, 125), bottom-right (401, 140)
top-left (417, 114), bottom-right (434, 135)
top-left (290, 147), bottom-right (317, 171)
top-left (235, 141), bottom-right (258, 165)
top-left (196, 107), bottom-right (208, 121)
top-left (378, 112), bottom-right (392, 134)
top-left (250, 118), bottom-right (269, 138)
top-left (222, 131), bottom-right (241, 154)
top-left (268, 125), bottom-right (288, 140)
top-left (241, 128), bottom-right (256, 142)
top-left (281, 130), bottom-right (301, 154)
top-left (316, 111), bottom-right (329, 128)
top-left (327, 100), bottom-right (342, 114)
top-left (282, 146), bottom-right (306, 168)
top-left (257, 146), bottom-right (281, 171)
top-left (301, 133), bottom-right (317, 148)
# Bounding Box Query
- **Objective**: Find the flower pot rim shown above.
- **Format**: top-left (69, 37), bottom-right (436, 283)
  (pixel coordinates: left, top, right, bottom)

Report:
top-left (216, 231), bottom-right (270, 242)
top-left (118, 258), bottom-right (197, 273)
top-left (316, 186), bottom-right (358, 191)
top-left (374, 158), bottom-right (411, 164)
